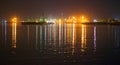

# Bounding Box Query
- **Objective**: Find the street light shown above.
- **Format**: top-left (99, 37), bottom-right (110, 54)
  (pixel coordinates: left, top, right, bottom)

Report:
top-left (12, 17), bottom-right (17, 23)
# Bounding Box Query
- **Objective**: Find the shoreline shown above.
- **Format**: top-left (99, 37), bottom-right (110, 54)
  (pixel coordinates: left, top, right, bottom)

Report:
top-left (82, 22), bottom-right (120, 25)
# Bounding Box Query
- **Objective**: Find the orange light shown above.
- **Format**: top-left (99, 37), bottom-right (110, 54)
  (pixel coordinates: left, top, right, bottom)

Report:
top-left (12, 17), bottom-right (17, 23)
top-left (72, 16), bottom-right (75, 19)
top-left (80, 16), bottom-right (89, 23)
top-left (82, 16), bottom-right (84, 19)
top-left (12, 19), bottom-right (15, 22)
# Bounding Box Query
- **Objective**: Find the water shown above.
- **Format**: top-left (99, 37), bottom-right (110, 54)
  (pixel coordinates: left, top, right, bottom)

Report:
top-left (0, 22), bottom-right (120, 65)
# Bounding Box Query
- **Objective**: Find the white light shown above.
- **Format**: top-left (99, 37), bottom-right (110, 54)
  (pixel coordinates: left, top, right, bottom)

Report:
top-left (93, 19), bottom-right (98, 22)
top-left (4, 20), bottom-right (7, 23)
top-left (47, 19), bottom-right (55, 23)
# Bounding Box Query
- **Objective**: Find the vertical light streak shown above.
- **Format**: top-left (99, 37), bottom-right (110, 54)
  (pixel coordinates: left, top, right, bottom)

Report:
top-left (64, 24), bottom-right (66, 43)
top-left (66, 24), bottom-right (70, 53)
top-left (2, 21), bottom-right (7, 47)
top-left (27, 25), bottom-right (29, 42)
top-left (2, 22), bottom-right (3, 45)
top-left (72, 24), bottom-right (76, 54)
top-left (59, 24), bottom-right (61, 47)
top-left (94, 26), bottom-right (96, 52)
top-left (81, 24), bottom-right (86, 52)
top-left (63, 24), bottom-right (66, 54)
top-left (4, 21), bottom-right (7, 41)
top-left (50, 24), bottom-right (52, 45)
top-left (12, 23), bottom-right (17, 48)
top-left (53, 24), bottom-right (56, 47)
top-left (40, 26), bottom-right (42, 50)
top-left (66, 24), bottom-right (70, 43)
top-left (44, 25), bottom-right (46, 49)
top-left (36, 25), bottom-right (38, 49)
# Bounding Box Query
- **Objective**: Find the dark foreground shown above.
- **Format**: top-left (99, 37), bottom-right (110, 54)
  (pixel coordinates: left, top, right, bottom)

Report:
top-left (0, 49), bottom-right (120, 65)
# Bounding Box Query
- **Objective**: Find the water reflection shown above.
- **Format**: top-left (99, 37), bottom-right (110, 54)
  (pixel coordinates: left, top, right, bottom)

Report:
top-left (1, 21), bottom-right (7, 48)
top-left (94, 26), bottom-right (96, 52)
top-left (12, 23), bottom-right (17, 48)
top-left (36, 25), bottom-right (38, 49)
top-left (114, 26), bottom-right (120, 48)
top-left (1, 22), bottom-right (120, 64)
top-left (4, 21), bottom-right (7, 41)
top-left (44, 25), bottom-right (47, 49)
top-left (40, 25), bottom-right (42, 50)
top-left (27, 25), bottom-right (30, 43)
top-left (81, 24), bottom-right (86, 52)
top-left (0, 23), bottom-right (99, 54)
top-left (72, 24), bottom-right (76, 54)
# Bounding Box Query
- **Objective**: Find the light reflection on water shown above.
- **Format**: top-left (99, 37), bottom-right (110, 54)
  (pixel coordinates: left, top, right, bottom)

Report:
top-left (81, 24), bottom-right (86, 52)
top-left (12, 23), bottom-right (17, 48)
top-left (0, 22), bottom-right (120, 64)
top-left (94, 26), bottom-right (97, 52)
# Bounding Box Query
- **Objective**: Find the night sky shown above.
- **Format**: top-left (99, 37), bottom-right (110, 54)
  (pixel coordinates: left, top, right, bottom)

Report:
top-left (0, 0), bottom-right (120, 18)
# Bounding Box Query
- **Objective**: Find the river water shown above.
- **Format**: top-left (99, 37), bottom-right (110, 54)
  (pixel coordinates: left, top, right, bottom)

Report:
top-left (0, 22), bottom-right (120, 65)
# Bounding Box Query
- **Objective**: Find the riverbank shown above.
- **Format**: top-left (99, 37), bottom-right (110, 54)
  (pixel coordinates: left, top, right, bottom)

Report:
top-left (82, 22), bottom-right (120, 25)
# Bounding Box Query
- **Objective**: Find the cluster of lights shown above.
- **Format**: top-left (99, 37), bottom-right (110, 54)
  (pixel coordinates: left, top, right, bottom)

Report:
top-left (12, 17), bottom-right (17, 23)
top-left (66, 16), bottom-right (89, 23)
top-left (5, 16), bottom-right (120, 24)
top-left (10, 16), bottom-right (89, 24)
top-left (46, 18), bottom-right (55, 23)
top-left (80, 16), bottom-right (89, 23)
top-left (3, 15), bottom-right (120, 24)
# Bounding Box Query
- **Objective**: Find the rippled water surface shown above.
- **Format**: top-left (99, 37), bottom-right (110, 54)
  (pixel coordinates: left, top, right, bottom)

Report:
top-left (0, 22), bottom-right (120, 65)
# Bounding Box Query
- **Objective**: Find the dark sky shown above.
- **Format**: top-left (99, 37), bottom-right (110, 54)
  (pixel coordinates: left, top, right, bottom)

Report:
top-left (0, 0), bottom-right (120, 18)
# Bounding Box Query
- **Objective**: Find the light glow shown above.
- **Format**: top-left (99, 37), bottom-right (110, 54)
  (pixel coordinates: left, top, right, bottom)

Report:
top-left (82, 16), bottom-right (85, 19)
top-left (81, 24), bottom-right (86, 52)
top-left (79, 16), bottom-right (89, 23)
top-left (46, 18), bottom-right (55, 23)
top-left (93, 19), bottom-right (98, 22)
top-left (12, 17), bottom-right (17, 23)
top-left (12, 17), bottom-right (17, 22)
top-left (12, 23), bottom-right (17, 48)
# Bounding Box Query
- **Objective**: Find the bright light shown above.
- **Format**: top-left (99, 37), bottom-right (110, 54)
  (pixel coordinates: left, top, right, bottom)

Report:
top-left (79, 16), bottom-right (88, 23)
top-left (39, 18), bottom-right (44, 22)
top-left (12, 17), bottom-right (17, 23)
top-left (12, 23), bottom-right (17, 48)
top-left (72, 16), bottom-right (77, 20)
top-left (36, 19), bottom-right (39, 22)
top-left (72, 16), bottom-right (77, 23)
top-left (93, 19), bottom-right (98, 22)
top-left (81, 16), bottom-right (87, 22)
top-left (82, 16), bottom-right (85, 19)
top-left (3, 20), bottom-right (7, 23)
top-left (46, 18), bottom-right (55, 23)
top-left (59, 19), bottom-right (62, 22)
top-left (81, 24), bottom-right (86, 52)
top-left (72, 16), bottom-right (76, 19)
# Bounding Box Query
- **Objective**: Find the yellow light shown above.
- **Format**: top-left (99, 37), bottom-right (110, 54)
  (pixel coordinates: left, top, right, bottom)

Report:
top-left (14, 18), bottom-right (17, 20)
top-left (82, 16), bottom-right (84, 19)
top-left (79, 16), bottom-right (89, 23)
top-left (81, 24), bottom-right (86, 52)
top-left (12, 23), bottom-right (17, 48)
top-left (58, 19), bottom-right (62, 24)
top-left (12, 19), bottom-right (15, 22)
top-left (12, 17), bottom-right (17, 23)
top-left (59, 19), bottom-right (62, 22)
top-left (72, 16), bottom-right (75, 19)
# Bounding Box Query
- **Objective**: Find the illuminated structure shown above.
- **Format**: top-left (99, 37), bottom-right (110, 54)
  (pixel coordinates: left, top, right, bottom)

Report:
top-left (19, 15), bottom-right (91, 24)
